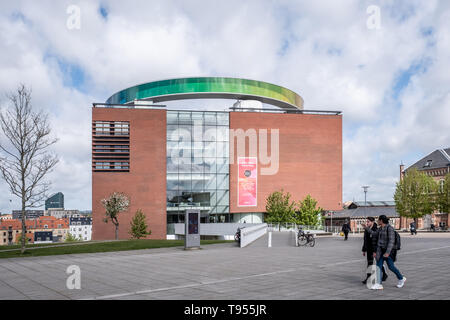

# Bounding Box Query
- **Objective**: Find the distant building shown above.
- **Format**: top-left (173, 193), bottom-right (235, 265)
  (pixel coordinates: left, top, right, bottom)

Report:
top-left (12, 210), bottom-right (44, 220)
top-left (69, 217), bottom-right (92, 241)
top-left (400, 147), bottom-right (450, 230)
top-left (45, 209), bottom-right (80, 219)
top-left (0, 214), bottom-right (12, 220)
top-left (326, 201), bottom-right (400, 231)
top-left (34, 216), bottom-right (70, 242)
top-left (79, 210), bottom-right (92, 217)
top-left (0, 216), bottom-right (69, 245)
top-left (34, 231), bottom-right (53, 244)
top-left (402, 148), bottom-right (450, 179)
top-left (45, 192), bottom-right (64, 210)
top-left (0, 226), bottom-right (18, 245)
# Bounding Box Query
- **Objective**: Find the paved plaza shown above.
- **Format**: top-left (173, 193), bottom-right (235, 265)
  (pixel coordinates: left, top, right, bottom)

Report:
top-left (0, 233), bottom-right (449, 300)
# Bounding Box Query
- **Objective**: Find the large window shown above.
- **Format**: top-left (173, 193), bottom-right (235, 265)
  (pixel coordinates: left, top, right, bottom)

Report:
top-left (166, 111), bottom-right (230, 223)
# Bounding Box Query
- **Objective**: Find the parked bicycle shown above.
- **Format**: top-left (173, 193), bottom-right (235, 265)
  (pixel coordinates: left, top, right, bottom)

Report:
top-left (297, 227), bottom-right (315, 247)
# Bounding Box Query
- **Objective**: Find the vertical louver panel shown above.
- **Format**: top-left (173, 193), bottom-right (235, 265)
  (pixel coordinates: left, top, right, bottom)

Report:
top-left (92, 121), bottom-right (130, 172)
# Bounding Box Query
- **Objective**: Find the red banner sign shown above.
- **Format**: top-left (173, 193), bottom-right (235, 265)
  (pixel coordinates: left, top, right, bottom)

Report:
top-left (238, 157), bottom-right (257, 207)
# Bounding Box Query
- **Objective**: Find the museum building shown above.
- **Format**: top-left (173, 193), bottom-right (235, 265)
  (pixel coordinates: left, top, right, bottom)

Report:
top-left (92, 77), bottom-right (342, 239)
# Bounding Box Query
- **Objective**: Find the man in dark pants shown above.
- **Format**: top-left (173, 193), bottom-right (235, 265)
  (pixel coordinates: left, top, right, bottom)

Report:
top-left (362, 217), bottom-right (387, 284)
top-left (342, 220), bottom-right (351, 240)
top-left (410, 221), bottom-right (417, 235)
top-left (363, 215), bottom-right (406, 290)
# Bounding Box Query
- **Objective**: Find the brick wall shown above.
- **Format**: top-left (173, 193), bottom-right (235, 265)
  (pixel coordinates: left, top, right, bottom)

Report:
top-left (92, 108), bottom-right (166, 240)
top-left (229, 112), bottom-right (342, 213)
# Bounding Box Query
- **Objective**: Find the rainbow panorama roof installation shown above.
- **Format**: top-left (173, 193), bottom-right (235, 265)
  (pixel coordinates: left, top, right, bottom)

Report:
top-left (106, 77), bottom-right (304, 111)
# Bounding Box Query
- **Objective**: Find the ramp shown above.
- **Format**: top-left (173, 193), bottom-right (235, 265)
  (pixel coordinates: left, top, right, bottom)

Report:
top-left (247, 230), bottom-right (296, 247)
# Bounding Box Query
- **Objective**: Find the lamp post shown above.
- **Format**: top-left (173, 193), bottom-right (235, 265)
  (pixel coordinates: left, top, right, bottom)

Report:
top-left (331, 211), bottom-right (333, 230)
top-left (362, 186), bottom-right (369, 206)
top-left (328, 211), bottom-right (334, 232)
top-left (361, 186), bottom-right (369, 234)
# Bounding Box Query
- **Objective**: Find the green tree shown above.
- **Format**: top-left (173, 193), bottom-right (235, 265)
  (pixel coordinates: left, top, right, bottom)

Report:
top-left (16, 234), bottom-right (29, 245)
top-left (394, 168), bottom-right (438, 223)
top-left (265, 189), bottom-right (296, 230)
top-left (437, 172), bottom-right (450, 214)
top-left (295, 195), bottom-right (324, 227)
top-left (65, 233), bottom-right (79, 242)
top-left (101, 192), bottom-right (130, 240)
top-left (129, 209), bottom-right (151, 239)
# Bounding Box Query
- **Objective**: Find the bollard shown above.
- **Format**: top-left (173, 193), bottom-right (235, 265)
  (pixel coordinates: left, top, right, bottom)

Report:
top-left (295, 230), bottom-right (298, 247)
top-left (268, 231), bottom-right (272, 247)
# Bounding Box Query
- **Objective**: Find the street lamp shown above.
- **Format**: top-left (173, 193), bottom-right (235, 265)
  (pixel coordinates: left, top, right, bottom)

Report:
top-left (362, 186), bottom-right (370, 206)
top-left (361, 186), bottom-right (370, 234)
top-left (329, 211), bottom-right (334, 233)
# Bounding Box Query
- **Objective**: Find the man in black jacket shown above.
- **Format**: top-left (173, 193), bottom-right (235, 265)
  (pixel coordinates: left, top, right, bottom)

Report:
top-left (342, 220), bottom-right (351, 240)
top-left (363, 215), bottom-right (406, 290)
top-left (410, 221), bottom-right (417, 235)
top-left (362, 217), bottom-right (387, 284)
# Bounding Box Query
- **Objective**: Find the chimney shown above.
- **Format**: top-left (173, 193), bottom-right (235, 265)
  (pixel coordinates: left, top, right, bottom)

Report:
top-left (400, 163), bottom-right (405, 181)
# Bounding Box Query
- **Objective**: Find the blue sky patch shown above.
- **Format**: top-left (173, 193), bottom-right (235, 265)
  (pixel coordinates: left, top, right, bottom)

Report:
top-left (99, 5), bottom-right (108, 20)
top-left (392, 59), bottom-right (431, 100)
top-left (44, 53), bottom-right (87, 92)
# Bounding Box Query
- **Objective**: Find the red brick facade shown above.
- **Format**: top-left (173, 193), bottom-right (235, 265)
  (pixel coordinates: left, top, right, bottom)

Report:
top-left (92, 108), bottom-right (343, 239)
top-left (229, 112), bottom-right (342, 213)
top-left (92, 108), bottom-right (167, 240)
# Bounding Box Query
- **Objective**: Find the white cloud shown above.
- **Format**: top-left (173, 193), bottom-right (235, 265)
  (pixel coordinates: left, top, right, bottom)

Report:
top-left (0, 0), bottom-right (449, 211)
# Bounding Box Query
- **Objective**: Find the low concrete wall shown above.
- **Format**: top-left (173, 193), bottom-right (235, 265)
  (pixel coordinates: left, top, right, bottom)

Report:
top-left (172, 223), bottom-right (258, 236)
top-left (240, 223), bottom-right (268, 248)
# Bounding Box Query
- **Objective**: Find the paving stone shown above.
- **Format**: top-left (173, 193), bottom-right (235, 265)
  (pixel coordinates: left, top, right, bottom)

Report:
top-left (0, 234), bottom-right (449, 300)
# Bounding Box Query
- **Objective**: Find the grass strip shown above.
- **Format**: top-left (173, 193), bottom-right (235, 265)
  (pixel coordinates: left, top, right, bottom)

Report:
top-left (0, 239), bottom-right (234, 259)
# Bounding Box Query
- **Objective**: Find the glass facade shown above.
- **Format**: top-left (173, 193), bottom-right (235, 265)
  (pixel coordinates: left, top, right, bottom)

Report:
top-left (166, 111), bottom-right (230, 223)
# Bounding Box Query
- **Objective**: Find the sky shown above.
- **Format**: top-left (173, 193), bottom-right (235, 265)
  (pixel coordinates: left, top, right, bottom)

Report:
top-left (0, 0), bottom-right (449, 211)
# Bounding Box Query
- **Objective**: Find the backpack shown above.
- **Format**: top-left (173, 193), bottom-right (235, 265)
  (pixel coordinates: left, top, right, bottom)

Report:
top-left (387, 225), bottom-right (401, 250)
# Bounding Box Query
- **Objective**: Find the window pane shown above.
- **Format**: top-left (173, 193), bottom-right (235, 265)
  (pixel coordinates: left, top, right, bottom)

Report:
top-left (203, 160), bottom-right (216, 174)
top-left (216, 160), bottom-right (229, 173)
top-left (167, 190), bottom-right (179, 204)
top-left (178, 112), bottom-right (192, 125)
top-left (203, 142), bottom-right (216, 158)
top-left (177, 175), bottom-right (192, 190)
top-left (217, 174), bottom-right (229, 189)
top-left (216, 142), bottom-right (229, 157)
top-left (167, 112), bottom-right (178, 124)
top-left (192, 179), bottom-right (204, 191)
top-left (191, 163), bottom-right (204, 173)
top-left (217, 127), bottom-right (229, 141)
top-left (216, 205), bottom-right (229, 213)
top-left (217, 112), bottom-right (229, 125)
top-left (216, 190), bottom-right (229, 204)
top-left (167, 156), bottom-right (179, 173)
top-left (177, 162), bottom-right (192, 173)
top-left (192, 141), bottom-right (203, 158)
top-left (203, 126), bottom-right (217, 141)
top-left (205, 176), bottom-right (217, 189)
top-left (177, 125), bottom-right (192, 141)
top-left (191, 112), bottom-right (203, 123)
top-left (167, 125), bottom-right (179, 141)
top-left (204, 112), bottom-right (216, 125)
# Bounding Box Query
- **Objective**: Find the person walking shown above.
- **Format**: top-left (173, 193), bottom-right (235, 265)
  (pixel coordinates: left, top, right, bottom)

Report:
top-left (410, 221), bottom-right (417, 235)
top-left (364, 215), bottom-right (406, 290)
top-left (342, 220), bottom-right (351, 240)
top-left (362, 217), bottom-right (387, 284)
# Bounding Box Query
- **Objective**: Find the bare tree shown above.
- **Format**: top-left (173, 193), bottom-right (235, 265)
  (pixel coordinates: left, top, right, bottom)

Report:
top-left (0, 84), bottom-right (58, 253)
